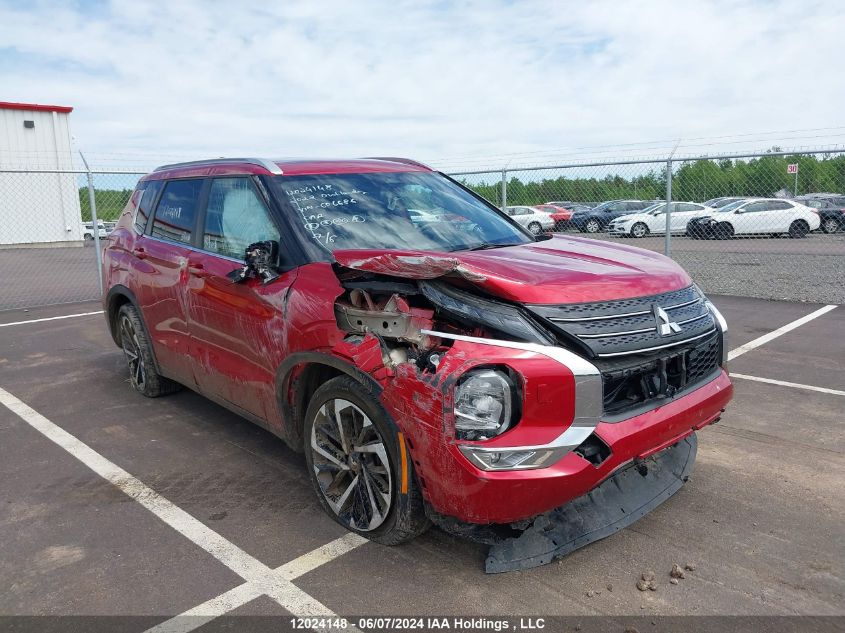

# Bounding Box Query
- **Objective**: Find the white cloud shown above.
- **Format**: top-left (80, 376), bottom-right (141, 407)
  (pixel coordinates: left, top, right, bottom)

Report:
top-left (1, 0), bottom-right (843, 170)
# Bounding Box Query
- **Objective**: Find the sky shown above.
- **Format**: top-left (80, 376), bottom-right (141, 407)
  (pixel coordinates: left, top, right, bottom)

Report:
top-left (1, 0), bottom-right (844, 171)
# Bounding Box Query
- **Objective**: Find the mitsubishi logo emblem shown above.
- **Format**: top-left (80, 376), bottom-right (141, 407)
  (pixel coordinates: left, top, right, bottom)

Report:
top-left (654, 305), bottom-right (682, 336)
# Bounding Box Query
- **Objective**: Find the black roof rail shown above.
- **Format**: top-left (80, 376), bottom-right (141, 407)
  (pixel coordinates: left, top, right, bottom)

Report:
top-left (153, 157), bottom-right (283, 175)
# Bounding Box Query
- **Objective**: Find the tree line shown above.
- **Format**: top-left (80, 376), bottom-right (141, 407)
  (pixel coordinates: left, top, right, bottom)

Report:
top-left (78, 187), bottom-right (133, 222)
top-left (461, 152), bottom-right (845, 206)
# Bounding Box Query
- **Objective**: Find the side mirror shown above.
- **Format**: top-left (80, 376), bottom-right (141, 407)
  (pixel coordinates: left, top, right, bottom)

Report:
top-left (228, 240), bottom-right (280, 284)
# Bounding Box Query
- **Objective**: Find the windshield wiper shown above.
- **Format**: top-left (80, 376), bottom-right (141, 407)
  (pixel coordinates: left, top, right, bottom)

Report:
top-left (465, 242), bottom-right (522, 251)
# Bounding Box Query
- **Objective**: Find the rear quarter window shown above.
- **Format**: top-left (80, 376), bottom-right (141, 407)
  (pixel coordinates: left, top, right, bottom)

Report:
top-left (134, 181), bottom-right (164, 234)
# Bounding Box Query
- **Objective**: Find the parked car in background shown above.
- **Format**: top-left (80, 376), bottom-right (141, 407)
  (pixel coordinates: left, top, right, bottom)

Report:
top-left (702, 196), bottom-right (746, 209)
top-left (102, 156), bottom-right (731, 568)
top-left (607, 202), bottom-right (715, 238)
top-left (82, 221), bottom-right (110, 241)
top-left (795, 194), bottom-right (845, 233)
top-left (504, 205), bottom-right (555, 235)
top-left (534, 203), bottom-right (574, 231)
top-left (570, 200), bottom-right (657, 233)
top-left (687, 198), bottom-right (820, 239)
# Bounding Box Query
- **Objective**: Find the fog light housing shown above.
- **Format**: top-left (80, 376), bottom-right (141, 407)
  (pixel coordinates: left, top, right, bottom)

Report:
top-left (459, 447), bottom-right (564, 471)
top-left (454, 368), bottom-right (516, 440)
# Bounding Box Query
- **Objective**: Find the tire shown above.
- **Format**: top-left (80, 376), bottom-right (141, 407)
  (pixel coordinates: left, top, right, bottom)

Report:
top-left (714, 222), bottom-right (734, 240)
top-left (527, 222), bottom-right (542, 236)
top-left (630, 222), bottom-right (649, 238)
top-left (584, 218), bottom-right (601, 233)
top-left (788, 220), bottom-right (809, 239)
top-left (84, 234), bottom-right (94, 243)
top-left (303, 375), bottom-right (429, 545)
top-left (821, 217), bottom-right (840, 234)
top-left (117, 304), bottom-right (181, 397)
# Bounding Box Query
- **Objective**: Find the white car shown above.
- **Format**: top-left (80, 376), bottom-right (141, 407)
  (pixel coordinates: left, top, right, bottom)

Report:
top-left (607, 202), bottom-right (715, 238)
top-left (687, 198), bottom-right (820, 239)
top-left (82, 222), bottom-right (110, 241)
top-left (504, 205), bottom-right (555, 235)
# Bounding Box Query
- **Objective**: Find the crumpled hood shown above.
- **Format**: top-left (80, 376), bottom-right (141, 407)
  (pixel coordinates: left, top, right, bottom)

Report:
top-left (333, 235), bottom-right (691, 304)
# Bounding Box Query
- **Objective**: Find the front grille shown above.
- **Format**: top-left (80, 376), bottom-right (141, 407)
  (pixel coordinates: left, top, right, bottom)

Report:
top-left (525, 286), bottom-right (722, 418)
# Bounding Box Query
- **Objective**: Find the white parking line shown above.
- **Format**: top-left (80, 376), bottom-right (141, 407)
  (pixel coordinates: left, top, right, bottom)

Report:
top-left (0, 310), bottom-right (104, 328)
top-left (730, 373), bottom-right (845, 397)
top-left (727, 304), bottom-right (837, 361)
top-left (0, 385), bottom-right (366, 628)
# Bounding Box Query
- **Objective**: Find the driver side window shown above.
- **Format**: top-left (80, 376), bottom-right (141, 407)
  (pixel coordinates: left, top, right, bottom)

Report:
top-left (203, 178), bottom-right (280, 259)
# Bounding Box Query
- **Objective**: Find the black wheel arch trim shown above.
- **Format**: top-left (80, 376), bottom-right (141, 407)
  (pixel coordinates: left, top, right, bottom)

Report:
top-left (104, 285), bottom-right (163, 375)
top-left (275, 351), bottom-right (385, 451)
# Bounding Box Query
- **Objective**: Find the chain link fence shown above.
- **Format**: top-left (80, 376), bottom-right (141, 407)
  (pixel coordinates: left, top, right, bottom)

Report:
top-left (453, 149), bottom-right (845, 304)
top-left (0, 149), bottom-right (843, 311)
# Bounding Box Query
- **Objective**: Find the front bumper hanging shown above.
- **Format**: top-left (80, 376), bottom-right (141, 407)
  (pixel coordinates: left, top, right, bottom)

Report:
top-left (484, 433), bottom-right (698, 573)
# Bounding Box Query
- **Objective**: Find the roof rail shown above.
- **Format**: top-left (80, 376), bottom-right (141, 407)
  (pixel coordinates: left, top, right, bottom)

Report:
top-left (363, 156), bottom-right (431, 170)
top-left (153, 158), bottom-right (283, 175)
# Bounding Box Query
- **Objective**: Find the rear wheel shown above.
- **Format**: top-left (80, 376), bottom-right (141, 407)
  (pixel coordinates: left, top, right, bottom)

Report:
top-left (584, 218), bottom-right (601, 233)
top-left (117, 304), bottom-right (181, 397)
top-left (714, 222), bottom-right (734, 240)
top-left (788, 220), bottom-right (810, 238)
top-left (821, 217), bottom-right (840, 234)
top-left (630, 222), bottom-right (649, 238)
top-left (527, 222), bottom-right (542, 236)
top-left (304, 375), bottom-right (429, 545)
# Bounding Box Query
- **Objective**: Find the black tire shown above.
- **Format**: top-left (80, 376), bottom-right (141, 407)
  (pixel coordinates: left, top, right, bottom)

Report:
top-left (527, 222), bottom-right (542, 236)
top-left (117, 304), bottom-right (181, 397)
top-left (821, 217), bottom-right (840, 234)
top-left (584, 218), bottom-right (601, 233)
top-left (714, 222), bottom-right (734, 240)
top-left (788, 220), bottom-right (809, 239)
top-left (303, 375), bottom-right (429, 545)
top-left (630, 222), bottom-right (649, 238)
top-left (84, 234), bottom-right (94, 243)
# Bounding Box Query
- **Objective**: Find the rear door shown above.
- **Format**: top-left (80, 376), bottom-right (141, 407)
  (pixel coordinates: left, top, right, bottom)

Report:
top-left (185, 176), bottom-right (297, 420)
top-left (137, 178), bottom-right (206, 386)
top-left (764, 200), bottom-right (795, 232)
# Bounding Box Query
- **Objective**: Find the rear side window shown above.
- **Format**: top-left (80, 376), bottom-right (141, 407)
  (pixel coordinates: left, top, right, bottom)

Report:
top-left (134, 181), bottom-right (163, 234)
top-left (766, 201), bottom-right (792, 211)
top-left (203, 178), bottom-right (280, 259)
top-left (151, 179), bottom-right (203, 244)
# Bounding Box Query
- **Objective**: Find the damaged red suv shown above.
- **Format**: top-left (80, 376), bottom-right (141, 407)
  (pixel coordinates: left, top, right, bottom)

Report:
top-left (103, 157), bottom-right (732, 572)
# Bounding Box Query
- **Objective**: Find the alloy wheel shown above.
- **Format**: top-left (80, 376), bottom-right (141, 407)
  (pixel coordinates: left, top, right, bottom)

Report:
top-left (585, 219), bottom-right (600, 233)
top-left (119, 315), bottom-right (146, 391)
top-left (528, 222), bottom-right (542, 235)
top-left (310, 399), bottom-right (393, 531)
top-left (822, 218), bottom-right (839, 234)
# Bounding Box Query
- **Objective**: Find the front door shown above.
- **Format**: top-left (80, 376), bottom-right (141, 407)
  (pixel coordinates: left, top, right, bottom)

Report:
top-left (185, 176), bottom-right (297, 420)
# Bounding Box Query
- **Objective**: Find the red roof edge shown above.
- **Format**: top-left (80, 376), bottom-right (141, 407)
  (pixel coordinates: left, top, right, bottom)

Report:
top-left (0, 101), bottom-right (73, 114)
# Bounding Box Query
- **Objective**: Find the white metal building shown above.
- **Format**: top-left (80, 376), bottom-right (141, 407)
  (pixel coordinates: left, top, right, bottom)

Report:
top-left (0, 101), bottom-right (84, 246)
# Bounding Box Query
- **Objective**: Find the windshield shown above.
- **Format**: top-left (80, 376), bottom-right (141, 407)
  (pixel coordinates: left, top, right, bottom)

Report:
top-left (715, 200), bottom-right (746, 213)
top-left (642, 203), bottom-right (665, 214)
top-left (272, 171), bottom-right (531, 252)
top-left (712, 198), bottom-right (740, 208)
top-left (590, 201), bottom-right (615, 212)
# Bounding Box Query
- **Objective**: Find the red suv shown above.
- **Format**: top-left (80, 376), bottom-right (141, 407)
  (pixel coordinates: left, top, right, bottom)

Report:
top-left (103, 157), bottom-right (732, 571)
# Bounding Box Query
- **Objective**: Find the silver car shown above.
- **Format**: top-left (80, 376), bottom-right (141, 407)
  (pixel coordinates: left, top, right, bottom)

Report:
top-left (505, 206), bottom-right (555, 235)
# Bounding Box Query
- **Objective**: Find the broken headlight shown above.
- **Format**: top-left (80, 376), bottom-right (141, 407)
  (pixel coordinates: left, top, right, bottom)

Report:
top-left (454, 368), bottom-right (516, 440)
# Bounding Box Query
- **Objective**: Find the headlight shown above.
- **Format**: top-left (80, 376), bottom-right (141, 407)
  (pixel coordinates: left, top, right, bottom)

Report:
top-left (454, 368), bottom-right (516, 440)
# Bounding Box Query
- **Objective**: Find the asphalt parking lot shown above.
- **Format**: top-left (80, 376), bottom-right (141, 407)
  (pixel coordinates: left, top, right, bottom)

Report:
top-left (0, 296), bottom-right (843, 630)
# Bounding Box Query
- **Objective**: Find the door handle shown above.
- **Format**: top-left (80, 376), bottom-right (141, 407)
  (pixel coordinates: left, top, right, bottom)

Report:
top-left (187, 262), bottom-right (210, 278)
top-left (132, 247), bottom-right (147, 260)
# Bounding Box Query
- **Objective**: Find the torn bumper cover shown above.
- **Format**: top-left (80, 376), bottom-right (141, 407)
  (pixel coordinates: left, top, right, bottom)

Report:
top-left (485, 433), bottom-right (698, 573)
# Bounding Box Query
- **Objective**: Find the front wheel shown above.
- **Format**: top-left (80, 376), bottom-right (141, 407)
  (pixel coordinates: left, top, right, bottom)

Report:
top-left (304, 375), bottom-right (429, 545)
top-left (630, 222), bottom-right (648, 238)
top-left (821, 217), bottom-right (840, 234)
top-left (527, 222), bottom-right (542, 236)
top-left (788, 220), bottom-right (810, 238)
top-left (584, 218), bottom-right (601, 233)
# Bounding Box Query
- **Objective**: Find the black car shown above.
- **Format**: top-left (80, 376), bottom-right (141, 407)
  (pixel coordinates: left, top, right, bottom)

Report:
top-left (570, 199), bottom-right (657, 233)
top-left (795, 194), bottom-right (845, 233)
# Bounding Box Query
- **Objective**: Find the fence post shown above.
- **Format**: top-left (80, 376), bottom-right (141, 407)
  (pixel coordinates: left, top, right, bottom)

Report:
top-left (501, 169), bottom-right (508, 211)
top-left (664, 157), bottom-right (673, 257)
top-left (79, 152), bottom-right (104, 295)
